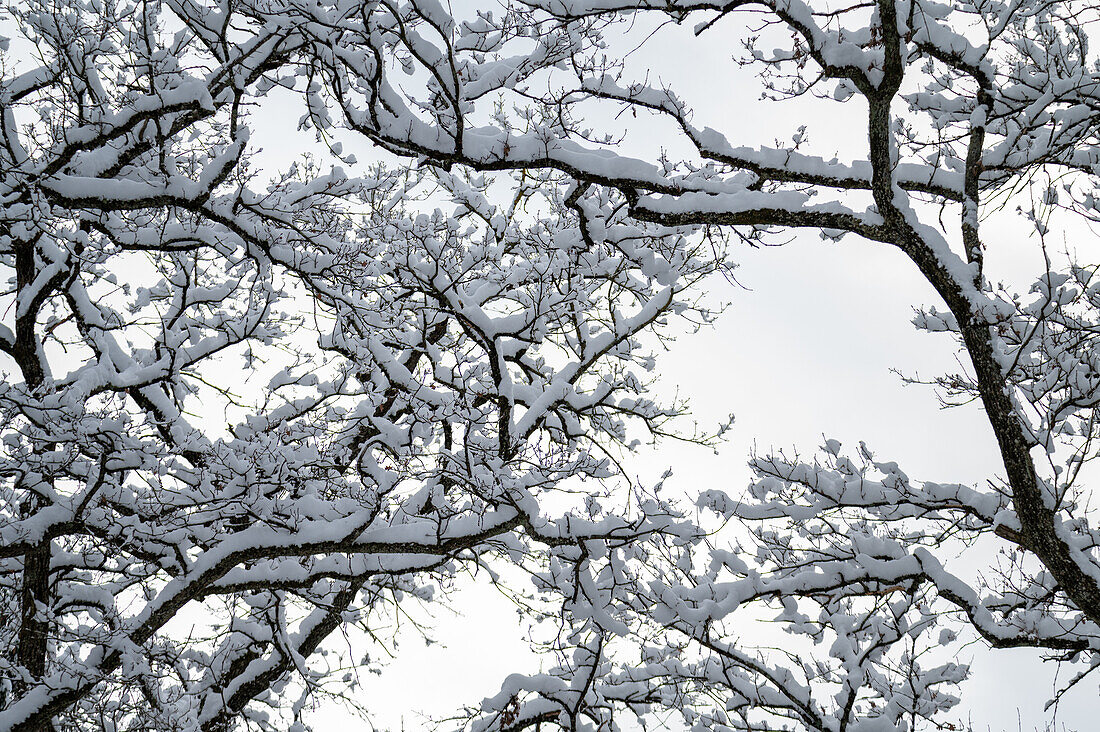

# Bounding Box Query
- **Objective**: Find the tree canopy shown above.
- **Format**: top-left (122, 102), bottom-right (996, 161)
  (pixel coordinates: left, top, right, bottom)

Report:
top-left (3, 0), bottom-right (1100, 730)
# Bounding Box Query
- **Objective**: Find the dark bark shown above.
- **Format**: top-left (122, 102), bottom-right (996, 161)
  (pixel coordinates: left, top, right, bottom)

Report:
top-left (10, 234), bottom-right (58, 731)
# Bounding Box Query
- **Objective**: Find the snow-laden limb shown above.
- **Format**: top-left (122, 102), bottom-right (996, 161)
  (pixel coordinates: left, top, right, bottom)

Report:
top-left (457, 463), bottom-right (974, 731)
top-left (0, 3), bottom-right (730, 728)
top-left (727, 446), bottom-right (1100, 653)
top-left (459, 445), bottom-right (1097, 731)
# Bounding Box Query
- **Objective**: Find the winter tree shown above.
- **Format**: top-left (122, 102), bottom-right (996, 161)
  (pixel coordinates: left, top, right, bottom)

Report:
top-left (0, 1), bottom-right (723, 729)
top-left (7, 0), bottom-right (1100, 730)
top-left (268, 0), bottom-right (1100, 729)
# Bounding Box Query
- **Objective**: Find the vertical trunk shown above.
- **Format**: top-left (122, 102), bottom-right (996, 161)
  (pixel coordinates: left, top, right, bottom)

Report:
top-left (12, 485), bottom-right (53, 732)
top-left (12, 481), bottom-right (54, 732)
top-left (10, 235), bottom-right (54, 731)
top-left (16, 530), bottom-right (50, 684)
